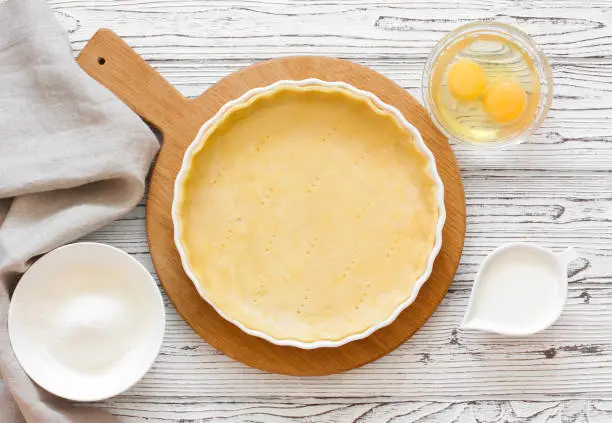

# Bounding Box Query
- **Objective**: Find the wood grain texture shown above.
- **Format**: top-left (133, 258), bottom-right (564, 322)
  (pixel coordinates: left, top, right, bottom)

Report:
top-left (47, 0), bottom-right (612, 420)
top-left (77, 29), bottom-right (466, 376)
top-left (88, 397), bottom-right (612, 422)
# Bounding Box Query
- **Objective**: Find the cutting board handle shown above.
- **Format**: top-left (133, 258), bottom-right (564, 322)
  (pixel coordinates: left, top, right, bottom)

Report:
top-left (77, 29), bottom-right (191, 135)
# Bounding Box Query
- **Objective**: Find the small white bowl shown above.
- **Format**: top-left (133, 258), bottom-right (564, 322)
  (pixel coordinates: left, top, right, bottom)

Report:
top-left (172, 79), bottom-right (446, 349)
top-left (8, 242), bottom-right (165, 402)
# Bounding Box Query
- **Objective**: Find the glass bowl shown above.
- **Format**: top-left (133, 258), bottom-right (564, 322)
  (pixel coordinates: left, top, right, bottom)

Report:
top-left (422, 22), bottom-right (553, 149)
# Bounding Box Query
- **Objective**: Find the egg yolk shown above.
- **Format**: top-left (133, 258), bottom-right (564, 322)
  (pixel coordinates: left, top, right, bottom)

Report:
top-left (483, 80), bottom-right (527, 123)
top-left (447, 59), bottom-right (487, 101)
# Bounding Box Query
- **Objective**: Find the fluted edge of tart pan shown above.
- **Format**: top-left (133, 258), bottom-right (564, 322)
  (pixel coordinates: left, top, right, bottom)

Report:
top-left (172, 79), bottom-right (446, 349)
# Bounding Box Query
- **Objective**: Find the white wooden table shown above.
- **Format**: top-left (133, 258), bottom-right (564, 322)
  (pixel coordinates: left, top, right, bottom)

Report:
top-left (48, 0), bottom-right (612, 421)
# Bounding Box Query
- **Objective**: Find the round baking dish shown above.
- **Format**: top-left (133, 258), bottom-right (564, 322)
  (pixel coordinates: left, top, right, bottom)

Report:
top-left (172, 79), bottom-right (446, 349)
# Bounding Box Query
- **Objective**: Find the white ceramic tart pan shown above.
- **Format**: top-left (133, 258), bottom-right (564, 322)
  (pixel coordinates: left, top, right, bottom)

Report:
top-left (173, 79), bottom-right (445, 349)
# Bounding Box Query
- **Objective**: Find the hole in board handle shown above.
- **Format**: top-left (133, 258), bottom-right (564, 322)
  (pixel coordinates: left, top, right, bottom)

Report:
top-left (98, 57), bottom-right (106, 65)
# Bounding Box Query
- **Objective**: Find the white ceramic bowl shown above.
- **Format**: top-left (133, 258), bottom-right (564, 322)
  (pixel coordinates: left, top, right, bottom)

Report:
top-left (172, 79), bottom-right (446, 349)
top-left (8, 242), bottom-right (165, 401)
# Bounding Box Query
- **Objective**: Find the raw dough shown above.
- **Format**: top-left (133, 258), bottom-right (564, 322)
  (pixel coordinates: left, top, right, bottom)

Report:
top-left (176, 86), bottom-right (439, 342)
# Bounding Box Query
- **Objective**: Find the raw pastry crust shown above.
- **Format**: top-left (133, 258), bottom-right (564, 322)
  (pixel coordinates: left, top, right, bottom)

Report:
top-left (176, 85), bottom-right (439, 342)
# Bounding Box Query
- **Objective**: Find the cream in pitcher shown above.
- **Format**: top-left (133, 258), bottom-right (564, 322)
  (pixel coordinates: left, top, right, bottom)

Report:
top-left (462, 243), bottom-right (578, 336)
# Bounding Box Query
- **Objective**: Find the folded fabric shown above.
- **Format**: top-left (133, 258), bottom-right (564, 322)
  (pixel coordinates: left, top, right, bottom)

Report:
top-left (0, 0), bottom-right (160, 421)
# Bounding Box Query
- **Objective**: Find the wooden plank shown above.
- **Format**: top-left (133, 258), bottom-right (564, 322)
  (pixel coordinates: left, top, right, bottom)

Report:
top-left (90, 398), bottom-right (612, 422)
top-left (77, 29), bottom-right (467, 376)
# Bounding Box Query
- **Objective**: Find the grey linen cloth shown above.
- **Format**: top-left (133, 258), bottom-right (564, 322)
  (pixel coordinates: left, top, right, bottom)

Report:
top-left (0, 0), bottom-right (160, 421)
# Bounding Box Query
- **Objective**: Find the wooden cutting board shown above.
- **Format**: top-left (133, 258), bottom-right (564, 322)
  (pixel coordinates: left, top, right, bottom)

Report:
top-left (77, 29), bottom-right (466, 376)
